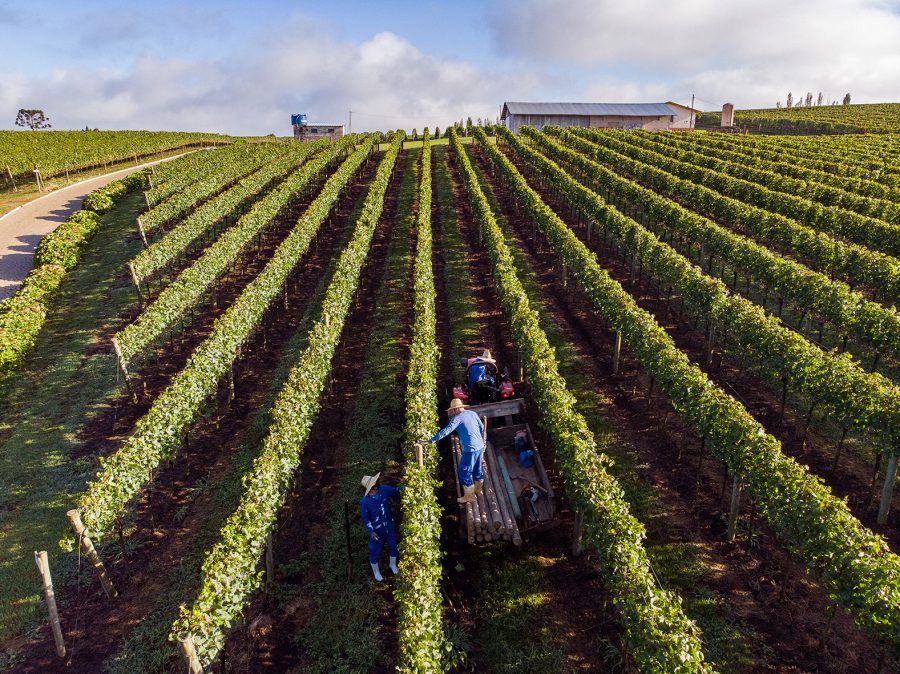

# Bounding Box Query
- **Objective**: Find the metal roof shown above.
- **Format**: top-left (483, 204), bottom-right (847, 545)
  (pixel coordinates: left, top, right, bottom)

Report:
top-left (501, 102), bottom-right (675, 119)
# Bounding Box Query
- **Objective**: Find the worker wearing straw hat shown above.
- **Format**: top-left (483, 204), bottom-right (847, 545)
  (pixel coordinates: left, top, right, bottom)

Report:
top-left (466, 349), bottom-right (497, 392)
top-left (423, 398), bottom-right (486, 504)
top-left (360, 473), bottom-right (401, 582)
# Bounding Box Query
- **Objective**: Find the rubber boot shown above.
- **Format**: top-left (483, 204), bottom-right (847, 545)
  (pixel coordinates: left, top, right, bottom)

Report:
top-left (370, 562), bottom-right (383, 582)
top-left (389, 556), bottom-right (399, 575)
top-left (473, 478), bottom-right (484, 495)
top-left (457, 484), bottom-right (477, 504)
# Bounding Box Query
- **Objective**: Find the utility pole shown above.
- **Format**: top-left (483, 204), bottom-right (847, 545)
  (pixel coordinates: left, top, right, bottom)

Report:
top-left (690, 93), bottom-right (696, 130)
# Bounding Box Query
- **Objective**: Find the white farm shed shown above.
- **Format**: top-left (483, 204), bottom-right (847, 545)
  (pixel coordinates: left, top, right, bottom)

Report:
top-left (665, 101), bottom-right (701, 129)
top-left (500, 102), bottom-right (685, 133)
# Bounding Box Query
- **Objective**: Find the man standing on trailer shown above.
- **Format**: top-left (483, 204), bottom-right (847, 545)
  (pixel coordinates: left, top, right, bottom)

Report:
top-left (360, 473), bottom-right (401, 582)
top-left (422, 398), bottom-right (485, 504)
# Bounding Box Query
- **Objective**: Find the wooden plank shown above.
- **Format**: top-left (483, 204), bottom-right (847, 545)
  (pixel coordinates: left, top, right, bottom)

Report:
top-left (526, 426), bottom-right (556, 502)
top-left (496, 453), bottom-right (523, 520)
top-left (467, 398), bottom-right (525, 420)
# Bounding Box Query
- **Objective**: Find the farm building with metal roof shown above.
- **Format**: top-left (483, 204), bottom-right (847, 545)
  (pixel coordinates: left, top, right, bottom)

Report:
top-left (500, 101), bottom-right (693, 133)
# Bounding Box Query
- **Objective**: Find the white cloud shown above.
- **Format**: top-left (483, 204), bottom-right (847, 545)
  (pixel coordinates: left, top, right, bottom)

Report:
top-left (489, 0), bottom-right (900, 107)
top-left (2, 2), bottom-right (897, 131)
top-left (0, 22), bottom-right (518, 134)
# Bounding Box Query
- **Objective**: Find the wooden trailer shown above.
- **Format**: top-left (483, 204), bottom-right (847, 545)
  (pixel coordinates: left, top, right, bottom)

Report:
top-left (450, 398), bottom-right (557, 545)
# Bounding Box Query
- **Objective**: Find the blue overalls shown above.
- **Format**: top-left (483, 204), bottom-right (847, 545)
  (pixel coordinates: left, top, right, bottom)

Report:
top-left (429, 409), bottom-right (485, 487)
top-left (360, 484), bottom-right (401, 564)
top-left (467, 360), bottom-right (495, 389)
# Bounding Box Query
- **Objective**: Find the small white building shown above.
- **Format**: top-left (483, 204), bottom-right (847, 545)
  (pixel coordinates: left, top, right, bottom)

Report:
top-left (293, 124), bottom-right (344, 142)
top-left (665, 101), bottom-right (701, 130)
top-left (500, 101), bottom-right (693, 133)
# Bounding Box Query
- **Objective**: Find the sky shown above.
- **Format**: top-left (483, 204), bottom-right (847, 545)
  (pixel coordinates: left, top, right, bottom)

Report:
top-left (1, 0), bottom-right (898, 135)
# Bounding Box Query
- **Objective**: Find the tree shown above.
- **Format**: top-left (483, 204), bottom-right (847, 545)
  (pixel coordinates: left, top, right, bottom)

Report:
top-left (786, 92), bottom-right (793, 108)
top-left (412, 128), bottom-right (418, 141)
top-left (776, 101), bottom-right (782, 108)
top-left (816, 92), bottom-right (824, 106)
top-left (843, 93), bottom-right (851, 105)
top-left (15, 109), bottom-right (51, 130)
top-left (434, 126), bottom-right (441, 139)
top-left (805, 92), bottom-right (813, 107)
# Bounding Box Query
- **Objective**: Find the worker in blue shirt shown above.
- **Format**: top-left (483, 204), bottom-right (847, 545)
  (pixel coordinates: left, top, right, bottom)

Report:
top-left (422, 398), bottom-right (485, 504)
top-left (467, 349), bottom-right (497, 391)
top-left (360, 473), bottom-right (401, 582)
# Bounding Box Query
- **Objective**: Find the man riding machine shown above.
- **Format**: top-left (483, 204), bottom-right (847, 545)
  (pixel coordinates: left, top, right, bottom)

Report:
top-left (452, 349), bottom-right (514, 406)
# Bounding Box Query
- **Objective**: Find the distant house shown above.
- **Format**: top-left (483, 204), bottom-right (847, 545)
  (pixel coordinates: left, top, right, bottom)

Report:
top-left (500, 102), bottom-right (693, 132)
top-left (665, 101), bottom-right (701, 130)
top-left (294, 124), bottom-right (344, 142)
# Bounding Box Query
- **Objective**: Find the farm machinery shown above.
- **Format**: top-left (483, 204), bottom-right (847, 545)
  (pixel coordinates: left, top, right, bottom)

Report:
top-left (447, 352), bottom-right (557, 546)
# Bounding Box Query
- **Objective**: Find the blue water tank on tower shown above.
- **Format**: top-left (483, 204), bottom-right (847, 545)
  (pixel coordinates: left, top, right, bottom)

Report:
top-left (291, 114), bottom-right (308, 126)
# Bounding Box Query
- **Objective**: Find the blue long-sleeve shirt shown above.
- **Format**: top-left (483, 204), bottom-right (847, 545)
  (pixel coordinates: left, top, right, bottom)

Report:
top-left (428, 409), bottom-right (485, 453)
top-left (360, 484), bottom-right (401, 534)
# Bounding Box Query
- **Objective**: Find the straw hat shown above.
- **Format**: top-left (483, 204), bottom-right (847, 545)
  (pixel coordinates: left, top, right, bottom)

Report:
top-left (446, 398), bottom-right (467, 413)
top-left (361, 472), bottom-right (380, 494)
top-left (479, 349), bottom-right (496, 364)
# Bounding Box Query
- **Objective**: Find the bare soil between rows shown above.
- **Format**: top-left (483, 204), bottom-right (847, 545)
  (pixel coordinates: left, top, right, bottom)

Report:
top-left (476, 142), bottom-right (885, 672)
top-left (436, 146), bottom-right (618, 672)
top-left (221, 149), bottom-right (408, 674)
top-left (9, 152), bottom-right (382, 674)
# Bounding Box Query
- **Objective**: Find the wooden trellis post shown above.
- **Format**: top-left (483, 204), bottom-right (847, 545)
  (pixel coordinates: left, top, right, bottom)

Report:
top-left (611, 331), bottom-right (623, 375)
top-left (136, 216), bottom-right (148, 247)
top-left (34, 551), bottom-right (66, 658)
top-left (66, 509), bottom-right (117, 599)
top-left (178, 634), bottom-right (204, 674)
top-left (877, 452), bottom-right (898, 525)
top-left (111, 337), bottom-right (136, 402)
top-left (572, 511), bottom-right (584, 556)
top-left (126, 262), bottom-right (143, 307)
top-left (726, 477), bottom-right (743, 542)
top-left (6, 165), bottom-right (17, 192)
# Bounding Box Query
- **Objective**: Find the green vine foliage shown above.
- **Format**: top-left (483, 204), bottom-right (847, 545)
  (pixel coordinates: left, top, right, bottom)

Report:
top-left (144, 146), bottom-right (258, 206)
top-left (635, 131), bottom-right (899, 219)
top-left (514, 127), bottom-right (900, 448)
top-left (675, 132), bottom-right (900, 194)
top-left (0, 130), bottom-right (231, 180)
top-left (572, 127), bottom-right (900, 260)
top-left (130, 142), bottom-right (323, 285)
top-left (169, 132), bottom-right (404, 667)
top-left (76, 136), bottom-right (377, 542)
top-left (550, 128), bottom-right (900, 304)
top-left (139, 144), bottom-right (284, 234)
top-left (395, 131), bottom-right (447, 673)
top-left (454, 129), bottom-right (713, 673)
top-left (0, 173), bottom-right (145, 385)
top-left (476, 127), bottom-right (900, 646)
top-left (540, 127), bottom-right (900, 360)
top-left (115, 135), bottom-right (358, 366)
top-left (704, 133), bottom-right (900, 187)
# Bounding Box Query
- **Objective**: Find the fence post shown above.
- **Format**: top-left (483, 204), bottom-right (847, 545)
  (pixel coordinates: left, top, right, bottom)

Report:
top-left (111, 337), bottom-right (137, 402)
top-left (6, 165), bottom-right (17, 192)
top-left (178, 634), bottom-right (204, 674)
top-left (265, 531), bottom-right (275, 589)
top-left (572, 511), bottom-right (584, 556)
top-left (34, 551), bottom-right (66, 658)
top-left (611, 331), bottom-right (622, 375)
top-left (66, 510), bottom-right (117, 599)
top-left (877, 452), bottom-right (898, 525)
top-left (726, 477), bottom-right (742, 541)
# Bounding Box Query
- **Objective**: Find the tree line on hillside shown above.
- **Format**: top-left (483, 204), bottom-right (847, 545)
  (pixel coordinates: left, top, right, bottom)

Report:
top-left (776, 92), bottom-right (851, 108)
